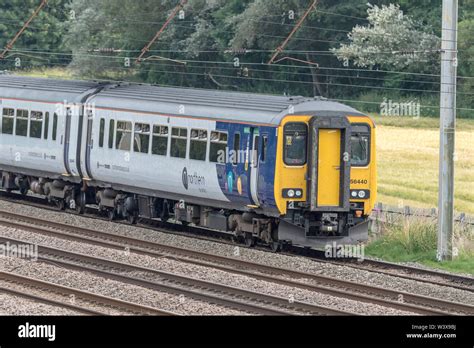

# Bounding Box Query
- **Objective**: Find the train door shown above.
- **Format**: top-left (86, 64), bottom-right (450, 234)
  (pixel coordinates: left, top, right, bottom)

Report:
top-left (66, 105), bottom-right (83, 178)
top-left (63, 106), bottom-right (73, 176)
top-left (249, 128), bottom-right (260, 206)
top-left (317, 129), bottom-right (341, 206)
top-left (308, 116), bottom-right (351, 212)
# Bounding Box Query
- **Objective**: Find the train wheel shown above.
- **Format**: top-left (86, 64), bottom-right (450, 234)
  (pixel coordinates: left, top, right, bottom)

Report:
top-left (55, 199), bottom-right (65, 211)
top-left (244, 233), bottom-right (255, 248)
top-left (270, 241), bottom-right (281, 253)
top-left (75, 192), bottom-right (86, 215)
top-left (108, 209), bottom-right (116, 221)
top-left (19, 187), bottom-right (28, 196)
top-left (127, 212), bottom-right (137, 225)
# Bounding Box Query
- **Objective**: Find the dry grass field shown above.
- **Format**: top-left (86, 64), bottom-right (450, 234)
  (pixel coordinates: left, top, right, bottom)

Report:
top-left (374, 116), bottom-right (474, 214)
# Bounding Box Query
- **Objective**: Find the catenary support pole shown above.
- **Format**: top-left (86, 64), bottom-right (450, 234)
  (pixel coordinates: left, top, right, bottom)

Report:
top-left (438, 0), bottom-right (458, 261)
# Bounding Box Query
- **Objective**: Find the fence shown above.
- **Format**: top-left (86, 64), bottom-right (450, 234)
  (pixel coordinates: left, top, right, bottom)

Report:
top-left (369, 202), bottom-right (474, 236)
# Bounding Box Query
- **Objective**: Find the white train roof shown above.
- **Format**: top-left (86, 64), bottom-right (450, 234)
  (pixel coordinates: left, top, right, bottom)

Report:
top-left (0, 75), bottom-right (103, 103)
top-left (0, 75), bottom-right (364, 125)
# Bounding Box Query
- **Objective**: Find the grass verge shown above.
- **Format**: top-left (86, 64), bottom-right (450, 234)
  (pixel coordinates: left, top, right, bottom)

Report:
top-left (366, 219), bottom-right (474, 275)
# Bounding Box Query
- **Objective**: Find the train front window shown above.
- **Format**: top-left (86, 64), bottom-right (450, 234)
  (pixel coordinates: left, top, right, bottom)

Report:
top-left (284, 123), bottom-right (307, 166)
top-left (351, 124), bottom-right (370, 167)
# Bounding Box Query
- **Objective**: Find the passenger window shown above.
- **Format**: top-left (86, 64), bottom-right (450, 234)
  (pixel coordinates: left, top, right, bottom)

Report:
top-left (232, 133), bottom-right (240, 165)
top-left (44, 112), bottom-right (49, 139)
top-left (209, 131), bottom-right (227, 163)
top-left (1, 108), bottom-right (14, 134)
top-left (133, 123), bottom-right (150, 154)
top-left (98, 118), bottom-right (105, 148)
top-left (116, 121), bottom-right (132, 151)
top-left (284, 123), bottom-right (307, 166)
top-left (171, 127), bottom-right (187, 159)
top-left (15, 109), bottom-right (28, 137)
top-left (52, 113), bottom-right (58, 141)
top-left (108, 119), bottom-right (115, 149)
top-left (152, 125), bottom-right (168, 156)
top-left (261, 135), bottom-right (268, 162)
top-left (190, 129), bottom-right (208, 161)
top-left (253, 135), bottom-right (260, 166)
top-left (29, 111), bottom-right (43, 139)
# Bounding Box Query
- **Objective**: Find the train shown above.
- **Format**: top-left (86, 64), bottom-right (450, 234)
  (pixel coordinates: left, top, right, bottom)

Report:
top-left (0, 75), bottom-right (376, 251)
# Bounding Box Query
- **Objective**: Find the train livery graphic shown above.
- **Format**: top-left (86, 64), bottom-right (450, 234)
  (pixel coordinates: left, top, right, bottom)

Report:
top-left (0, 75), bottom-right (376, 250)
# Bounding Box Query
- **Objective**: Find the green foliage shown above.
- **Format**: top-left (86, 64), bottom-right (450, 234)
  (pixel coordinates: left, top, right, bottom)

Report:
top-left (0, 0), bottom-right (70, 70)
top-left (332, 4), bottom-right (440, 72)
top-left (1, 0), bottom-right (473, 118)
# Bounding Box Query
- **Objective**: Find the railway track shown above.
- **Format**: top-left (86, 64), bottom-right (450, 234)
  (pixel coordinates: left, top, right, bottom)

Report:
top-left (0, 270), bottom-right (174, 316)
top-left (0, 236), bottom-right (349, 316)
top-left (327, 257), bottom-right (474, 292)
top-left (1, 191), bottom-right (472, 293)
top-left (0, 210), bottom-right (472, 315)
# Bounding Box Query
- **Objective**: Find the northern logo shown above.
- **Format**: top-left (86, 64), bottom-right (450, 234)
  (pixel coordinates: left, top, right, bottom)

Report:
top-left (182, 167), bottom-right (206, 190)
top-left (182, 167), bottom-right (189, 190)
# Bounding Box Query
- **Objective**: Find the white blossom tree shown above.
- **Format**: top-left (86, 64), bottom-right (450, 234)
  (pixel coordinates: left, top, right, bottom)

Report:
top-left (332, 3), bottom-right (441, 72)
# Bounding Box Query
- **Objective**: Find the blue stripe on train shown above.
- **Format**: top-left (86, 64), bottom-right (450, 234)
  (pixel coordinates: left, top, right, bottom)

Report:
top-left (215, 122), bottom-right (278, 213)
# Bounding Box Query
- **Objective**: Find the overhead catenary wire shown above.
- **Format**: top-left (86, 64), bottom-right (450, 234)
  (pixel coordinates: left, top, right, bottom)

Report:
top-left (4, 48), bottom-right (474, 84)
top-left (4, 49), bottom-right (453, 87)
top-left (3, 58), bottom-right (473, 101)
top-left (4, 50), bottom-right (474, 79)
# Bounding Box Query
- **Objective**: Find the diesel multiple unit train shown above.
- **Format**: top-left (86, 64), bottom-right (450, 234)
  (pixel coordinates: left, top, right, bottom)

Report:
top-left (0, 75), bottom-right (376, 250)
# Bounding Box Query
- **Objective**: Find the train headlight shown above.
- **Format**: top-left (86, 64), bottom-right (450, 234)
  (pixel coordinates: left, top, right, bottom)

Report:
top-left (350, 190), bottom-right (370, 199)
top-left (283, 189), bottom-right (303, 199)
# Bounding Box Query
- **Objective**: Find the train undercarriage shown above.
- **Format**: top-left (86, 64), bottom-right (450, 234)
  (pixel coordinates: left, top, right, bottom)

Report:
top-left (0, 170), bottom-right (369, 251)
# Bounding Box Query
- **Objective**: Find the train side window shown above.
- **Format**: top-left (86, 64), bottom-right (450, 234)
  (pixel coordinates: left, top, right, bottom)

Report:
top-left (98, 118), bottom-right (105, 148)
top-left (190, 129), bottom-right (208, 161)
top-left (152, 125), bottom-right (168, 156)
top-left (52, 113), bottom-right (58, 141)
top-left (209, 131), bottom-right (227, 163)
top-left (261, 135), bottom-right (268, 163)
top-left (108, 119), bottom-right (115, 149)
top-left (232, 132), bottom-right (240, 166)
top-left (15, 109), bottom-right (28, 137)
top-left (116, 121), bottom-right (132, 151)
top-left (44, 112), bottom-right (49, 139)
top-left (29, 111), bottom-right (43, 139)
top-left (252, 135), bottom-right (260, 166)
top-left (1, 108), bottom-right (14, 134)
top-left (133, 123), bottom-right (150, 154)
top-left (171, 127), bottom-right (187, 159)
top-left (283, 123), bottom-right (307, 166)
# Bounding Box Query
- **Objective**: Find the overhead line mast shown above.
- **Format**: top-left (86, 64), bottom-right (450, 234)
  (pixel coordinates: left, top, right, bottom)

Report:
top-left (438, 0), bottom-right (458, 261)
top-left (0, 0), bottom-right (48, 60)
top-left (136, 0), bottom-right (188, 64)
top-left (268, 0), bottom-right (318, 65)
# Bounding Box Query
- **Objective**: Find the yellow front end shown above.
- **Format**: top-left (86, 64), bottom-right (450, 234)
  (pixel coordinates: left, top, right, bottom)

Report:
top-left (274, 113), bottom-right (376, 233)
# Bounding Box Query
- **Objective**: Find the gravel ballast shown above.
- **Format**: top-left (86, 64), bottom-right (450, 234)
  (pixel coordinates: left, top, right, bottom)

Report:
top-left (0, 256), bottom-right (245, 316)
top-left (0, 291), bottom-right (82, 316)
top-left (0, 199), bottom-right (472, 314)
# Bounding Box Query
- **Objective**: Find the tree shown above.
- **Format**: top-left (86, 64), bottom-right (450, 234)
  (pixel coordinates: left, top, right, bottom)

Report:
top-left (332, 3), bottom-right (440, 73)
top-left (0, 0), bottom-right (70, 70)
